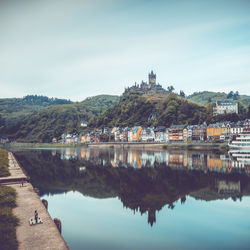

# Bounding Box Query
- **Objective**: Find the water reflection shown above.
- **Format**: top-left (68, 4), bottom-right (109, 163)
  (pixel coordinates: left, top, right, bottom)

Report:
top-left (55, 147), bottom-right (250, 175)
top-left (14, 147), bottom-right (250, 227)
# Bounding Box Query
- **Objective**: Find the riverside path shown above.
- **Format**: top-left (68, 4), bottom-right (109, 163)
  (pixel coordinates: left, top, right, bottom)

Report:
top-left (1, 152), bottom-right (69, 250)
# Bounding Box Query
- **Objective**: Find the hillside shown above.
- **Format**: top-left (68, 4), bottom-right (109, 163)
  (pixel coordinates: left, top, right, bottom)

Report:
top-left (187, 91), bottom-right (250, 107)
top-left (0, 95), bottom-right (73, 134)
top-left (0, 95), bottom-right (73, 118)
top-left (88, 92), bottom-right (209, 128)
top-left (2, 95), bottom-right (120, 142)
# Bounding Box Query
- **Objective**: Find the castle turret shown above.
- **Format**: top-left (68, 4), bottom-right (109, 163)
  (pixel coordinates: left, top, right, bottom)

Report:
top-left (148, 70), bottom-right (156, 87)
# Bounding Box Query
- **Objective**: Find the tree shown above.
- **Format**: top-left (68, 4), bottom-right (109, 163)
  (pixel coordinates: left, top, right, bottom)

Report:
top-left (179, 90), bottom-right (185, 98)
top-left (206, 103), bottom-right (213, 117)
top-left (233, 91), bottom-right (239, 100)
top-left (0, 115), bottom-right (4, 127)
top-left (238, 101), bottom-right (246, 119)
top-left (227, 91), bottom-right (234, 99)
top-left (167, 85), bottom-right (175, 93)
top-left (247, 105), bottom-right (250, 118)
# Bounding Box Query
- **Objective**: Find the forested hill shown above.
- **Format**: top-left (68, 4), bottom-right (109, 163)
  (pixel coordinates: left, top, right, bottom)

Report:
top-left (1, 95), bottom-right (120, 142)
top-left (0, 95), bottom-right (74, 136)
top-left (0, 95), bottom-right (73, 119)
top-left (88, 91), bottom-right (250, 129)
top-left (88, 93), bottom-right (209, 128)
top-left (187, 91), bottom-right (250, 107)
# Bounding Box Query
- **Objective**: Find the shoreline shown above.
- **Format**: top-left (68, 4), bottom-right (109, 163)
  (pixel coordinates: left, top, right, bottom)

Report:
top-left (1, 152), bottom-right (69, 250)
top-left (3, 141), bottom-right (229, 152)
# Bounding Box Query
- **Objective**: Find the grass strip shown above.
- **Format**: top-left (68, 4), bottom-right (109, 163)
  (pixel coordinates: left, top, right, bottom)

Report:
top-left (0, 148), bottom-right (10, 177)
top-left (0, 185), bottom-right (19, 250)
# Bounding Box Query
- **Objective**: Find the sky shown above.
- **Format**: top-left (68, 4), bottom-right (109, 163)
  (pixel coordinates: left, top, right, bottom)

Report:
top-left (0, 0), bottom-right (250, 101)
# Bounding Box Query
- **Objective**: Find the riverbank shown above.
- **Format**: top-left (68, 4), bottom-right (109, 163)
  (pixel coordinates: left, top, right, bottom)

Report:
top-left (2, 142), bottom-right (83, 149)
top-left (0, 149), bottom-right (19, 250)
top-left (87, 142), bottom-right (229, 152)
top-left (0, 148), bottom-right (11, 177)
top-left (1, 152), bottom-right (69, 250)
top-left (0, 185), bottom-right (19, 250)
top-left (2, 141), bottom-right (229, 152)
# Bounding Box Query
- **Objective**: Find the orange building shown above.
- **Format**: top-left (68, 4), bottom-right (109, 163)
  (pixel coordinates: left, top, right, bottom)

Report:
top-left (206, 124), bottom-right (222, 140)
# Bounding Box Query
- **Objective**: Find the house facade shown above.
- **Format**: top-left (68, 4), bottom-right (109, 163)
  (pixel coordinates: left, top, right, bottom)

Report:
top-left (213, 99), bottom-right (238, 116)
top-left (168, 125), bottom-right (187, 142)
top-left (207, 124), bottom-right (222, 140)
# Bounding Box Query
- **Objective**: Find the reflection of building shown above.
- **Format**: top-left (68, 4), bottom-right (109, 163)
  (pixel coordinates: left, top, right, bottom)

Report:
top-left (207, 155), bottom-right (223, 170)
top-left (51, 150), bottom-right (57, 156)
top-left (167, 152), bottom-right (188, 168)
top-left (217, 180), bottom-right (241, 195)
top-left (55, 146), bottom-right (250, 176)
top-left (229, 150), bottom-right (250, 171)
top-left (60, 148), bottom-right (78, 160)
top-left (191, 153), bottom-right (205, 170)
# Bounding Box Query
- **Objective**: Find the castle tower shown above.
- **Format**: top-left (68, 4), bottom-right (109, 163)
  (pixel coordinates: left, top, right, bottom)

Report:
top-left (148, 70), bottom-right (156, 87)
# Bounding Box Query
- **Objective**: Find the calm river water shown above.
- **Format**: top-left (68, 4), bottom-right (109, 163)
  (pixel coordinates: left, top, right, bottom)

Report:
top-left (14, 147), bottom-right (250, 250)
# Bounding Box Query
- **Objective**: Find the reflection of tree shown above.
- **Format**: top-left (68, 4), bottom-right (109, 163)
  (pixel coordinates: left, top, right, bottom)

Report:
top-left (181, 196), bottom-right (186, 204)
top-left (15, 150), bottom-right (250, 226)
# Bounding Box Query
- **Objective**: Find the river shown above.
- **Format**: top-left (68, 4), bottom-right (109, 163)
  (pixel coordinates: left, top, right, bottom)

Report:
top-left (13, 147), bottom-right (250, 250)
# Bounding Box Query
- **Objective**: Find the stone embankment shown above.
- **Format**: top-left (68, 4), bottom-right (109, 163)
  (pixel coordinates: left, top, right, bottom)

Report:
top-left (0, 152), bottom-right (69, 250)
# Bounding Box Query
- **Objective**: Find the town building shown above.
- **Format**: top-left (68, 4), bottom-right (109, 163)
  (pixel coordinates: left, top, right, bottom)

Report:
top-left (244, 119), bottom-right (250, 132)
top-left (191, 124), bottom-right (207, 141)
top-left (206, 123), bottom-right (222, 140)
top-left (128, 126), bottom-right (142, 142)
top-left (140, 127), bottom-right (155, 142)
top-left (230, 121), bottom-right (244, 135)
top-left (80, 121), bottom-right (88, 127)
top-left (212, 99), bottom-right (238, 116)
top-left (154, 127), bottom-right (167, 142)
top-left (168, 125), bottom-right (187, 142)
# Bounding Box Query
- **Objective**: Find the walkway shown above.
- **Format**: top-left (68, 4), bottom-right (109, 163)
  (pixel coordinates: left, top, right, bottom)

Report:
top-left (3, 152), bottom-right (69, 250)
top-left (0, 153), bottom-right (27, 184)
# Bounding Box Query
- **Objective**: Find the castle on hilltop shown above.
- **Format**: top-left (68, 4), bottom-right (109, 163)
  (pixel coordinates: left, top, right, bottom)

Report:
top-left (124, 71), bottom-right (168, 95)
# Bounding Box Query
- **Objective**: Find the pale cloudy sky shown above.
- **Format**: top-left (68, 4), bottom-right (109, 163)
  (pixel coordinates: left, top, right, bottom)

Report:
top-left (0, 0), bottom-right (250, 101)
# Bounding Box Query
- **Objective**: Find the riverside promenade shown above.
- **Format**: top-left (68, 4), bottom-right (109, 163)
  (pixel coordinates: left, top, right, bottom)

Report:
top-left (0, 152), bottom-right (69, 250)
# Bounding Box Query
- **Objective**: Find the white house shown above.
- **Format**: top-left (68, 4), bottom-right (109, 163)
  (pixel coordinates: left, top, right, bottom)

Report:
top-left (213, 99), bottom-right (238, 116)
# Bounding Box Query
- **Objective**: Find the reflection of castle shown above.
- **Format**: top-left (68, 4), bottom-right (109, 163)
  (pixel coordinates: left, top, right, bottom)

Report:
top-left (124, 71), bottom-right (168, 95)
